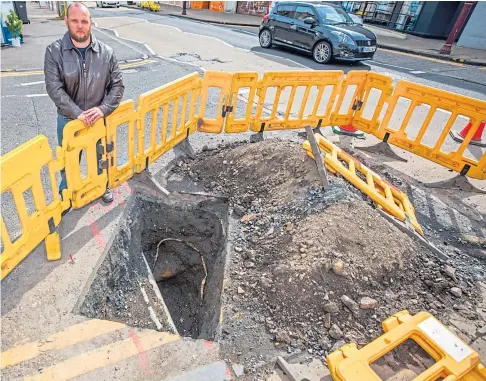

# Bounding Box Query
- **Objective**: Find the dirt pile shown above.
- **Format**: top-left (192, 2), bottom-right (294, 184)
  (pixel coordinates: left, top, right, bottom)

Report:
top-left (169, 139), bottom-right (482, 373)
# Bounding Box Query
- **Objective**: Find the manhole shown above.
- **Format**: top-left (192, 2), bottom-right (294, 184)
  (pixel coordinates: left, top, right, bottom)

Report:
top-left (76, 187), bottom-right (228, 340)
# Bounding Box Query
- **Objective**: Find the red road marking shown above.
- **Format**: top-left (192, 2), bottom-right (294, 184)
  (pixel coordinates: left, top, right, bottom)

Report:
top-left (128, 330), bottom-right (153, 375)
top-left (89, 220), bottom-right (105, 248)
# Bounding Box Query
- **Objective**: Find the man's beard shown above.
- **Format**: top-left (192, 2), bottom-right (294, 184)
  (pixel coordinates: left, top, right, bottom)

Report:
top-left (68, 26), bottom-right (91, 43)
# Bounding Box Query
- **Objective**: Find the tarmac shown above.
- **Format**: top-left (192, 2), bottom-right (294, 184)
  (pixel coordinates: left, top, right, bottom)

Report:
top-left (124, 2), bottom-right (486, 67)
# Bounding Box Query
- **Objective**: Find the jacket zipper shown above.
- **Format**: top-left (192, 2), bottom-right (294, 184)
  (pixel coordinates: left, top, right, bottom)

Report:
top-left (76, 48), bottom-right (88, 110)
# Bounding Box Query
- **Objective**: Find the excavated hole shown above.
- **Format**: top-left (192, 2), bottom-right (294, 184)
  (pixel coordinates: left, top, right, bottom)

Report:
top-left (77, 190), bottom-right (228, 340)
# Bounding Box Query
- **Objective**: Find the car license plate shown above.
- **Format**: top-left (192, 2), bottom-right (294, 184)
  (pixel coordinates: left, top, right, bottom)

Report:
top-left (363, 46), bottom-right (376, 53)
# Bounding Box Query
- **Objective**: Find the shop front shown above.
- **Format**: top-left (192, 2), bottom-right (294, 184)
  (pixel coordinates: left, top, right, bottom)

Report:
top-left (236, 1), bottom-right (271, 16)
top-left (341, 1), bottom-right (463, 38)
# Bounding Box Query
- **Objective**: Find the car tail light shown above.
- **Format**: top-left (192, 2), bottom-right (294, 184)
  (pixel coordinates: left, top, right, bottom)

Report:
top-left (262, 14), bottom-right (269, 23)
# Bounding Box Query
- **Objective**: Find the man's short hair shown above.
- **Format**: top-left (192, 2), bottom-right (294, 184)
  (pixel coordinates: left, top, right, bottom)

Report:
top-left (66, 2), bottom-right (90, 18)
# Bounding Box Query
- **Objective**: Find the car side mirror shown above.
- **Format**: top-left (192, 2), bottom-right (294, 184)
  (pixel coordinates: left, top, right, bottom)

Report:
top-left (304, 17), bottom-right (316, 25)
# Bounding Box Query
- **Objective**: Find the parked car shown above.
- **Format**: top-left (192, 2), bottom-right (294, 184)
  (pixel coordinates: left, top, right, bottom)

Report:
top-left (96, 1), bottom-right (120, 8)
top-left (259, 2), bottom-right (377, 64)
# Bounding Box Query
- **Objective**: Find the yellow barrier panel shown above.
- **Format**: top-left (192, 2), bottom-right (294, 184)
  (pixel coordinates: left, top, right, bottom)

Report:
top-left (1, 135), bottom-right (66, 279)
top-left (62, 119), bottom-right (108, 209)
top-left (251, 71), bottom-right (344, 132)
top-left (197, 71), bottom-right (233, 134)
top-left (351, 72), bottom-right (394, 134)
top-left (136, 73), bottom-right (201, 172)
top-left (105, 100), bottom-right (138, 189)
top-left (331, 70), bottom-right (368, 126)
top-left (225, 71), bottom-right (259, 133)
top-left (375, 81), bottom-right (486, 180)
top-left (303, 134), bottom-right (423, 235)
top-left (327, 310), bottom-right (482, 381)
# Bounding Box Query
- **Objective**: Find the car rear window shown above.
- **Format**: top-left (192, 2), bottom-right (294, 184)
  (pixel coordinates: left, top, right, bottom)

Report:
top-left (277, 4), bottom-right (294, 17)
top-left (294, 6), bottom-right (315, 21)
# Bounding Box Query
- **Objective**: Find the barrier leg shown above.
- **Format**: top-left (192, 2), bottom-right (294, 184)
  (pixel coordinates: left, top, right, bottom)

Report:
top-left (425, 174), bottom-right (486, 194)
top-left (298, 120), bottom-right (324, 139)
top-left (132, 170), bottom-right (170, 196)
top-left (250, 122), bottom-right (265, 143)
top-left (449, 121), bottom-right (486, 147)
top-left (173, 138), bottom-right (196, 159)
top-left (45, 231), bottom-right (61, 261)
top-left (332, 124), bottom-right (365, 138)
top-left (356, 132), bottom-right (408, 162)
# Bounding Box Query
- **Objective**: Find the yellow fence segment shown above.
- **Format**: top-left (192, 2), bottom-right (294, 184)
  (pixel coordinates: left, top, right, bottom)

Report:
top-left (327, 310), bottom-right (481, 381)
top-left (136, 73), bottom-right (201, 172)
top-left (225, 72), bottom-right (259, 133)
top-left (105, 100), bottom-right (138, 189)
top-left (197, 71), bottom-right (233, 134)
top-left (376, 80), bottom-right (486, 180)
top-left (351, 72), bottom-right (394, 134)
top-left (251, 71), bottom-right (344, 132)
top-left (62, 119), bottom-right (108, 209)
top-left (1, 136), bottom-right (65, 279)
top-left (330, 70), bottom-right (368, 126)
top-left (303, 134), bottom-right (423, 235)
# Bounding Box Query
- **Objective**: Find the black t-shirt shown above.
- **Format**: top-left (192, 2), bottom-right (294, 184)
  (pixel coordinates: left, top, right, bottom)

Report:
top-left (77, 47), bottom-right (87, 60)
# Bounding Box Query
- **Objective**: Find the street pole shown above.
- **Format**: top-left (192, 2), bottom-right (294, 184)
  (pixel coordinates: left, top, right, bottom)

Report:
top-left (182, 1), bottom-right (187, 15)
top-left (439, 1), bottom-right (475, 55)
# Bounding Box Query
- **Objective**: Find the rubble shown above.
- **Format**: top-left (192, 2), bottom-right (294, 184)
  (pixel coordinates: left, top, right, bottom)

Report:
top-left (169, 139), bottom-right (482, 372)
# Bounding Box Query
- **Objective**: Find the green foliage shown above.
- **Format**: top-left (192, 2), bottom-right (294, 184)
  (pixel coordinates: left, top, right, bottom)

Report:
top-left (5, 10), bottom-right (23, 38)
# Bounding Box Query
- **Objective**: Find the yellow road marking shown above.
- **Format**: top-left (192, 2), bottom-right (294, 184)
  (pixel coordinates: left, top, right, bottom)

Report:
top-left (24, 331), bottom-right (180, 381)
top-left (379, 48), bottom-right (466, 67)
top-left (0, 60), bottom-right (153, 78)
top-left (1, 319), bottom-right (125, 369)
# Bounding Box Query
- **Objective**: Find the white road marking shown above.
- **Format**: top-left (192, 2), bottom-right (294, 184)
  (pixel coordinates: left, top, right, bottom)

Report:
top-left (410, 70), bottom-right (426, 74)
top-left (93, 26), bottom-right (149, 59)
top-left (184, 32), bottom-right (234, 47)
top-left (18, 80), bottom-right (45, 86)
top-left (26, 94), bottom-right (49, 98)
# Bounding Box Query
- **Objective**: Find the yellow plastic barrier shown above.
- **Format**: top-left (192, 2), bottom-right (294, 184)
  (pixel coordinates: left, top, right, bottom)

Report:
top-left (251, 71), bottom-right (343, 132)
top-left (351, 72), bottom-right (394, 134)
top-left (303, 134), bottom-right (423, 235)
top-left (331, 70), bottom-right (368, 126)
top-left (225, 72), bottom-right (259, 133)
top-left (105, 100), bottom-right (138, 189)
top-left (327, 310), bottom-right (483, 381)
top-left (61, 119), bottom-right (108, 209)
top-left (1, 136), bottom-right (67, 279)
top-left (375, 81), bottom-right (486, 180)
top-left (136, 73), bottom-right (201, 172)
top-left (197, 71), bottom-right (233, 134)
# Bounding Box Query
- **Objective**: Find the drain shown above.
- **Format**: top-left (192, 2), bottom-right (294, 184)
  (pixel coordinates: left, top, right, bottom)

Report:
top-left (76, 188), bottom-right (228, 340)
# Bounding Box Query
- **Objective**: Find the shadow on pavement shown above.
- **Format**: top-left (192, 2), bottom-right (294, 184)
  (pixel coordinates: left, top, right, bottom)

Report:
top-left (0, 198), bottom-right (127, 316)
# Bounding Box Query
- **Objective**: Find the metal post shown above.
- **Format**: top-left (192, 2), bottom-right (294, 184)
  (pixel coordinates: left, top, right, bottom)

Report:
top-left (439, 2), bottom-right (475, 55)
top-left (182, 1), bottom-right (187, 15)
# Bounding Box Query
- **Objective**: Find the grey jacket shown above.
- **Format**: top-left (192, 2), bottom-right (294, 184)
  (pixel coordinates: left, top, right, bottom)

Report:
top-left (44, 32), bottom-right (124, 119)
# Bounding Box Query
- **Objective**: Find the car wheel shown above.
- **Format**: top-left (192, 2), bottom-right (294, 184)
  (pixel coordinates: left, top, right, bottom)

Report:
top-left (313, 41), bottom-right (332, 64)
top-left (259, 29), bottom-right (272, 49)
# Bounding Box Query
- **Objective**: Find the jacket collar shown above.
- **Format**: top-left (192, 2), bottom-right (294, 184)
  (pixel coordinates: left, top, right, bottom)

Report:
top-left (61, 31), bottom-right (99, 53)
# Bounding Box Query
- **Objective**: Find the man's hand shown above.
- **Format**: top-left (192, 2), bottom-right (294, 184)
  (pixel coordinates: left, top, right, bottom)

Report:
top-left (77, 112), bottom-right (89, 125)
top-left (83, 107), bottom-right (104, 126)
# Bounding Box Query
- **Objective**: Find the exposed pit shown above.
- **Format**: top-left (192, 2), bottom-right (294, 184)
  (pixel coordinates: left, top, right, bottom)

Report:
top-left (77, 189), bottom-right (228, 340)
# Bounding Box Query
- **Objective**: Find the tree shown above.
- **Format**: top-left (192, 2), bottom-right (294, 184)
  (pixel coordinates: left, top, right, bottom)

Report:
top-left (5, 10), bottom-right (23, 39)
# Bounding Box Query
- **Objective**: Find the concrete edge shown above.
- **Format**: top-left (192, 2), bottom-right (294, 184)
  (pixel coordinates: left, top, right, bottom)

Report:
top-left (378, 43), bottom-right (486, 67)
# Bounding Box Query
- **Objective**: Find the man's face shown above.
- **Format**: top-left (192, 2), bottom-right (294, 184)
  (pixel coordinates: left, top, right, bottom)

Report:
top-left (65, 5), bottom-right (91, 43)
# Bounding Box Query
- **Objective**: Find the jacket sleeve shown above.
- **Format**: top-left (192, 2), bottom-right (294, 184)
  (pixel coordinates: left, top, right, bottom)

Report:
top-left (98, 52), bottom-right (124, 117)
top-left (44, 46), bottom-right (84, 120)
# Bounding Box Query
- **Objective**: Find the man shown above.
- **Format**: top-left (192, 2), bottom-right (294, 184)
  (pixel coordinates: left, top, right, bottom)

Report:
top-left (44, 2), bottom-right (124, 204)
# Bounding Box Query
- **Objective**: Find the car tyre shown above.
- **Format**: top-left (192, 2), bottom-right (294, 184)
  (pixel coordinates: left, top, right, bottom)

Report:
top-left (259, 29), bottom-right (273, 49)
top-left (313, 41), bottom-right (332, 64)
